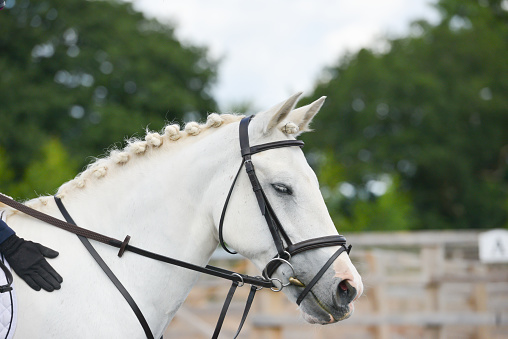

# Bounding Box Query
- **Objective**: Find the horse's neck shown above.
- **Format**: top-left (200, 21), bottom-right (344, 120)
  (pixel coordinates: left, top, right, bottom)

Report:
top-left (58, 125), bottom-right (239, 327)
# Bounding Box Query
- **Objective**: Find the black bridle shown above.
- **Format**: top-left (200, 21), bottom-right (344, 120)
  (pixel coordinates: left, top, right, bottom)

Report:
top-left (219, 116), bottom-right (351, 304)
top-left (0, 115), bottom-right (352, 339)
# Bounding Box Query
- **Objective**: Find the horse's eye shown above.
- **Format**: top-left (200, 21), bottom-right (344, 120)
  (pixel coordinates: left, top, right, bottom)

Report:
top-left (272, 183), bottom-right (293, 195)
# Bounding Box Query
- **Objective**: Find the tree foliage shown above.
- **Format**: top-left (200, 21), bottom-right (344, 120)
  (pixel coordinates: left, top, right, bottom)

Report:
top-left (0, 0), bottom-right (217, 199)
top-left (303, 0), bottom-right (508, 230)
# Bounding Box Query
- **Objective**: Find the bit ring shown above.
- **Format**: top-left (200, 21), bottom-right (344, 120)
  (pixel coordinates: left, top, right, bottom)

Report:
top-left (232, 273), bottom-right (244, 287)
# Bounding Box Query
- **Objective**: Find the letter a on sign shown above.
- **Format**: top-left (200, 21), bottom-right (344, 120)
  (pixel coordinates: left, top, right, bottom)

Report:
top-left (479, 229), bottom-right (508, 263)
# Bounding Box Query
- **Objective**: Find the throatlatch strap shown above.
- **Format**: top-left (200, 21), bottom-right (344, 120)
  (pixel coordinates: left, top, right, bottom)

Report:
top-left (54, 197), bottom-right (155, 339)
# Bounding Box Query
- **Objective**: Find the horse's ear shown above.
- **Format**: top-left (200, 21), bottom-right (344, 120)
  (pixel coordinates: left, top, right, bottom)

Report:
top-left (286, 96), bottom-right (326, 135)
top-left (251, 92), bottom-right (302, 135)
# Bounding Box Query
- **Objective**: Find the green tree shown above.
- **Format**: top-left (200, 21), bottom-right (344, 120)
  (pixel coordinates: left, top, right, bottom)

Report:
top-left (0, 0), bottom-right (217, 199)
top-left (317, 151), bottom-right (416, 232)
top-left (11, 138), bottom-right (78, 198)
top-left (0, 147), bottom-right (15, 193)
top-left (303, 0), bottom-right (508, 230)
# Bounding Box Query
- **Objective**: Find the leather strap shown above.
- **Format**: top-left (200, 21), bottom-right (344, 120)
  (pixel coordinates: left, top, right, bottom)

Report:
top-left (296, 245), bottom-right (348, 306)
top-left (233, 285), bottom-right (257, 339)
top-left (246, 140), bottom-right (304, 156)
top-left (0, 194), bottom-right (272, 289)
top-left (211, 282), bottom-right (257, 339)
top-left (0, 257), bottom-right (13, 293)
top-left (218, 159), bottom-right (245, 254)
top-left (219, 116), bottom-right (301, 257)
top-left (54, 197), bottom-right (155, 339)
top-left (212, 281), bottom-right (238, 339)
top-left (287, 235), bottom-right (347, 255)
top-left (0, 194), bottom-right (122, 247)
top-left (239, 117), bottom-right (295, 257)
top-left (124, 241), bottom-right (272, 288)
top-left (263, 235), bottom-right (348, 278)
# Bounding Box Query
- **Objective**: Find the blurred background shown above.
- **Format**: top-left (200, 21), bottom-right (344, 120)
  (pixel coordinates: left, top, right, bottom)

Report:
top-left (1, 0), bottom-right (507, 338)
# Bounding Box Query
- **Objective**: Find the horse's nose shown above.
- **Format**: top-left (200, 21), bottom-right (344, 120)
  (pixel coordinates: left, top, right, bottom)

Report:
top-left (335, 279), bottom-right (358, 306)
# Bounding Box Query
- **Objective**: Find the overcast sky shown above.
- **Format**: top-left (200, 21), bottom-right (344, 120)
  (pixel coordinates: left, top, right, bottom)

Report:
top-left (130, 0), bottom-right (440, 111)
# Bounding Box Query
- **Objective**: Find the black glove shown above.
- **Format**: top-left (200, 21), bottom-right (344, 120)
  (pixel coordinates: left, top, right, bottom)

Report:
top-left (0, 234), bottom-right (63, 292)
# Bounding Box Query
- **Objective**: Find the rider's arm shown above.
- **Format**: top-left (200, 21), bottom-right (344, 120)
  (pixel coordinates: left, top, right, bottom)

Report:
top-left (0, 219), bottom-right (63, 292)
top-left (0, 219), bottom-right (15, 244)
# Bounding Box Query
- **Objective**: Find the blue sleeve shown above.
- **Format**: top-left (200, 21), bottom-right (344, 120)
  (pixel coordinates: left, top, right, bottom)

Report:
top-left (0, 219), bottom-right (15, 244)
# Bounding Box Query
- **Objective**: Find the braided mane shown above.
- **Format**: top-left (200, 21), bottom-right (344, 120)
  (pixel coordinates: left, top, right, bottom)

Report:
top-left (56, 113), bottom-right (244, 197)
top-left (0, 111), bottom-right (302, 214)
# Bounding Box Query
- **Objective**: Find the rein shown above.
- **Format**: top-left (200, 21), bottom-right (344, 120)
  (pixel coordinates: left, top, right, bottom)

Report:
top-left (0, 115), bottom-right (352, 338)
top-left (0, 193), bottom-right (269, 339)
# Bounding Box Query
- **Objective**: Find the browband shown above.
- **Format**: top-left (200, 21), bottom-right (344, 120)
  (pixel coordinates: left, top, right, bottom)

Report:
top-left (243, 140), bottom-right (304, 156)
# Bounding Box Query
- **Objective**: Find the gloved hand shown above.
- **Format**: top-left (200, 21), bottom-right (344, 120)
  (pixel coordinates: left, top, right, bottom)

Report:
top-left (0, 234), bottom-right (63, 292)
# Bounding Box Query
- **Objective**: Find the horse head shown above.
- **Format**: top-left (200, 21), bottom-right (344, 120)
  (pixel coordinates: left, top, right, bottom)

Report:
top-left (215, 93), bottom-right (363, 324)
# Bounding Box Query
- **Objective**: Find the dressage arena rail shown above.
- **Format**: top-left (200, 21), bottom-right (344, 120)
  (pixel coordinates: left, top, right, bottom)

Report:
top-left (164, 231), bottom-right (508, 339)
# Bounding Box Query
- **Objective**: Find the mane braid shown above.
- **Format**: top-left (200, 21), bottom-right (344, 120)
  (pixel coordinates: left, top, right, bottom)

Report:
top-left (56, 113), bottom-right (244, 197)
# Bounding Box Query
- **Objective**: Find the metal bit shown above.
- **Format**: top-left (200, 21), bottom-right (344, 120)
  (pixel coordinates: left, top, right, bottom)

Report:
top-left (289, 277), bottom-right (305, 287)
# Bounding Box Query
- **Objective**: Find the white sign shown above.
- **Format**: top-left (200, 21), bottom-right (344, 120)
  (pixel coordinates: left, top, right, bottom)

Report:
top-left (479, 229), bottom-right (508, 263)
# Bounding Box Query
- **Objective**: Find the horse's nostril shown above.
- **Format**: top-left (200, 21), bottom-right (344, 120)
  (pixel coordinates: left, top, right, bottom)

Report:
top-left (337, 280), bottom-right (357, 305)
top-left (339, 280), bottom-right (349, 291)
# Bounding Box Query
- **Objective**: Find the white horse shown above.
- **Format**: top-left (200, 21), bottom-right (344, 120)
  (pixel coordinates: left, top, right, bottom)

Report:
top-left (1, 93), bottom-right (363, 338)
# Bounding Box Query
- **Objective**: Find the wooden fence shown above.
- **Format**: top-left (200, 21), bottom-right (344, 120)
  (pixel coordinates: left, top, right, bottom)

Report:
top-left (164, 231), bottom-right (508, 339)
